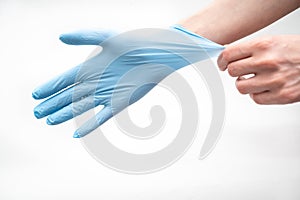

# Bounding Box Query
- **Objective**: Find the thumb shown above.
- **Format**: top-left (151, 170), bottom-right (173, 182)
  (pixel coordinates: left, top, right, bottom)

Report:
top-left (59, 29), bottom-right (117, 45)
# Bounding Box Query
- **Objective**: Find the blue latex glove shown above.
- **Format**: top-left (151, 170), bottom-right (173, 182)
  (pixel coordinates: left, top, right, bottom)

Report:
top-left (33, 25), bottom-right (224, 138)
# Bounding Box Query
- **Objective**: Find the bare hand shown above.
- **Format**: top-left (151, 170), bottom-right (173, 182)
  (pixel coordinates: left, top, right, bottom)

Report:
top-left (217, 35), bottom-right (300, 104)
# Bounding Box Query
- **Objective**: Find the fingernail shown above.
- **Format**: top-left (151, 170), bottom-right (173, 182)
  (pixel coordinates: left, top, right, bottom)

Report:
top-left (217, 56), bottom-right (226, 71)
top-left (219, 60), bottom-right (227, 71)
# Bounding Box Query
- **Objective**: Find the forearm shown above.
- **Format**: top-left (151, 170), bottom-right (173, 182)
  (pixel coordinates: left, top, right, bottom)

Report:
top-left (179, 0), bottom-right (300, 45)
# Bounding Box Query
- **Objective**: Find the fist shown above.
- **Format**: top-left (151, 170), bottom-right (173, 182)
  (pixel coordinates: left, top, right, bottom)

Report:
top-left (217, 35), bottom-right (300, 104)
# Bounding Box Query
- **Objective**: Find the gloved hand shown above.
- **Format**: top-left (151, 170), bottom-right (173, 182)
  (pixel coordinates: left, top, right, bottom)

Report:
top-left (33, 25), bottom-right (224, 138)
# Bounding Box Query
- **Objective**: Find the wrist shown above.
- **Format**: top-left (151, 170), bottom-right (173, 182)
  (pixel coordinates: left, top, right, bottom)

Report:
top-left (178, 16), bottom-right (216, 43)
top-left (171, 24), bottom-right (223, 48)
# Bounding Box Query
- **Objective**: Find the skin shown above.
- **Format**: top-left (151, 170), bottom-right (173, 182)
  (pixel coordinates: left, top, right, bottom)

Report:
top-left (219, 35), bottom-right (300, 104)
top-left (179, 0), bottom-right (300, 104)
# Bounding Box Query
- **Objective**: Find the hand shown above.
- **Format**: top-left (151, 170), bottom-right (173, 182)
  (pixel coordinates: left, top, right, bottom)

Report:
top-left (32, 26), bottom-right (223, 138)
top-left (217, 35), bottom-right (300, 104)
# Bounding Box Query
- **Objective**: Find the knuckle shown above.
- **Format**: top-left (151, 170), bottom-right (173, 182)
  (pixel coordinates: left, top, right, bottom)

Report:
top-left (257, 56), bottom-right (285, 70)
top-left (259, 57), bottom-right (277, 68)
top-left (268, 76), bottom-right (285, 88)
top-left (254, 37), bottom-right (274, 50)
top-left (273, 57), bottom-right (286, 67)
top-left (279, 90), bottom-right (297, 103)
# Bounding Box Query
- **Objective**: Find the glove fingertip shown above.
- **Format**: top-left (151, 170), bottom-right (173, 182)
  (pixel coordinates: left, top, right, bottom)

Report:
top-left (59, 34), bottom-right (75, 45)
top-left (46, 117), bottom-right (55, 125)
top-left (73, 131), bottom-right (81, 138)
top-left (32, 88), bottom-right (41, 99)
top-left (32, 92), bottom-right (39, 100)
top-left (33, 107), bottom-right (43, 119)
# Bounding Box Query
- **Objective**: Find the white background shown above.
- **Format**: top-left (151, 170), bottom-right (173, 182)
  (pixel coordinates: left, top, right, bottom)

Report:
top-left (1, 0), bottom-right (300, 199)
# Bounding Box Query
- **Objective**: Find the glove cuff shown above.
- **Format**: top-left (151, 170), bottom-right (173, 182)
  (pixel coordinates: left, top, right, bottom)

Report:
top-left (170, 24), bottom-right (224, 50)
